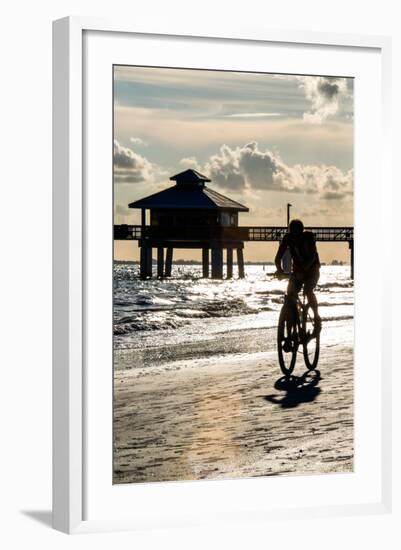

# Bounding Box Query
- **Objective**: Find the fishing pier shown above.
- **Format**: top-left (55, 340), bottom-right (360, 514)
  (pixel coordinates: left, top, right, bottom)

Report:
top-left (114, 169), bottom-right (354, 279)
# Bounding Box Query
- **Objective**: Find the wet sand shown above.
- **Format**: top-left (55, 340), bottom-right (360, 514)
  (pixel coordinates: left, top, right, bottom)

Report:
top-left (113, 322), bottom-right (353, 484)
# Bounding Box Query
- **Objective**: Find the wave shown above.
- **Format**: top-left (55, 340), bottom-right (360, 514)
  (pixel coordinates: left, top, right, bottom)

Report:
top-left (319, 301), bottom-right (354, 307)
top-left (256, 289), bottom-right (284, 296)
top-left (114, 316), bottom-right (186, 335)
top-left (114, 297), bottom-right (258, 335)
top-left (113, 265), bottom-right (354, 344)
top-left (321, 314), bottom-right (354, 322)
top-left (269, 297), bottom-right (352, 307)
top-left (318, 281), bottom-right (353, 289)
top-left (201, 298), bottom-right (256, 317)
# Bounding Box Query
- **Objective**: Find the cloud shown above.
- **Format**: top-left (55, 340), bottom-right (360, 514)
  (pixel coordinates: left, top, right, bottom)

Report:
top-left (114, 105), bottom-right (353, 152)
top-left (296, 76), bottom-right (349, 124)
top-left (113, 140), bottom-right (154, 183)
top-left (294, 163), bottom-right (353, 200)
top-left (130, 137), bottom-right (147, 146)
top-left (224, 112), bottom-right (282, 118)
top-left (204, 142), bottom-right (301, 192)
top-left (179, 157), bottom-right (202, 171)
top-left (190, 141), bottom-right (352, 200)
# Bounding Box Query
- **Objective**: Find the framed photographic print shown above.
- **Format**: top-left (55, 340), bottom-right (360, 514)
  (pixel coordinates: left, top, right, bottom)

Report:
top-left (52, 17), bottom-right (392, 534)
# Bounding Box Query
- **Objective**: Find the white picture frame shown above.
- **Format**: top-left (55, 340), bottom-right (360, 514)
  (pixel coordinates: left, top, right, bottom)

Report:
top-left (52, 16), bottom-right (392, 534)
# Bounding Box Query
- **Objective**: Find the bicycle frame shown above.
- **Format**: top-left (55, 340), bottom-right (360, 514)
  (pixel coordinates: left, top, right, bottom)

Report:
top-left (283, 291), bottom-right (308, 342)
top-left (277, 288), bottom-right (320, 375)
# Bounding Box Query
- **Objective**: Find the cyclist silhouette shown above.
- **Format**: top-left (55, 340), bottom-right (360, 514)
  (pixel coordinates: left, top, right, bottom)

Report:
top-left (275, 219), bottom-right (321, 334)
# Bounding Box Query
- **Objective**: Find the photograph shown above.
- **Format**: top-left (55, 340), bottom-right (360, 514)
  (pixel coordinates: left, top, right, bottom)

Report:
top-left (112, 65), bottom-right (354, 484)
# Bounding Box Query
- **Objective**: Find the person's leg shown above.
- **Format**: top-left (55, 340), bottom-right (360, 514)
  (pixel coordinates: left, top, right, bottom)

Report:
top-left (305, 287), bottom-right (318, 313)
top-left (304, 269), bottom-right (321, 332)
top-left (287, 274), bottom-right (302, 304)
top-left (282, 275), bottom-right (301, 350)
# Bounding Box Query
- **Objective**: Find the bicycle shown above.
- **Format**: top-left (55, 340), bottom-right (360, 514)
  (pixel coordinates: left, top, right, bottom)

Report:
top-left (275, 273), bottom-right (320, 376)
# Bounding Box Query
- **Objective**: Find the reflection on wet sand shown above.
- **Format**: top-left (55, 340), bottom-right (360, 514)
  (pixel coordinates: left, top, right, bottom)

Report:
top-left (114, 330), bottom-right (353, 484)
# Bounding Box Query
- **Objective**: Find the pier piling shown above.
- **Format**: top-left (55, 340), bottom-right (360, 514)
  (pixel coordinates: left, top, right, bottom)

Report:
top-left (349, 240), bottom-right (354, 279)
top-left (140, 244), bottom-right (147, 280)
top-left (226, 248), bottom-right (233, 279)
top-left (211, 247), bottom-right (223, 279)
top-left (157, 247), bottom-right (164, 278)
top-left (165, 247), bottom-right (173, 277)
top-left (146, 246), bottom-right (153, 278)
top-left (202, 248), bottom-right (209, 278)
top-left (237, 248), bottom-right (245, 278)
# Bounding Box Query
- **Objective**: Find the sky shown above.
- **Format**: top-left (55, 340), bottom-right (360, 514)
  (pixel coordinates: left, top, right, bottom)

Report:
top-left (113, 66), bottom-right (353, 263)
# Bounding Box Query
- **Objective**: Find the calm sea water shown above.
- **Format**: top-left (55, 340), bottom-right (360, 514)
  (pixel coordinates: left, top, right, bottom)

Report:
top-left (113, 264), bottom-right (353, 371)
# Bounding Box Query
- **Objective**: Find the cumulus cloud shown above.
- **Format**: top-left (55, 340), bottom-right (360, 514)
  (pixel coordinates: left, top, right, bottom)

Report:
top-left (292, 163), bottom-right (353, 200)
top-left (188, 141), bottom-right (352, 200)
top-left (296, 76), bottom-right (349, 124)
top-left (204, 142), bottom-right (302, 192)
top-left (179, 157), bottom-right (201, 171)
top-left (113, 140), bottom-right (154, 183)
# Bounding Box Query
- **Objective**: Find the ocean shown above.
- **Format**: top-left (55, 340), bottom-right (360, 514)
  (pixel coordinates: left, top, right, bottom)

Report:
top-left (113, 264), bottom-right (354, 373)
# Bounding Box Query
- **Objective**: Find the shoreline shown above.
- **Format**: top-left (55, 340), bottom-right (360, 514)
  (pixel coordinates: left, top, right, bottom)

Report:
top-left (113, 323), bottom-right (353, 484)
top-left (114, 317), bottom-right (353, 371)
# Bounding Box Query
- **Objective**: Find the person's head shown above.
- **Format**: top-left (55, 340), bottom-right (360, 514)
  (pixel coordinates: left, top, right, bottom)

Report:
top-left (289, 219), bottom-right (304, 235)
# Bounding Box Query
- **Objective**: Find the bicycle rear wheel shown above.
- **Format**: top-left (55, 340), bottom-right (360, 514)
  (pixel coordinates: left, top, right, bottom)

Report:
top-left (277, 302), bottom-right (299, 376)
top-left (302, 305), bottom-right (320, 370)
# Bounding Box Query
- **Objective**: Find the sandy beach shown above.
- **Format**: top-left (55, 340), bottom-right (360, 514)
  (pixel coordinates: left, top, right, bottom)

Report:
top-left (113, 320), bottom-right (353, 484)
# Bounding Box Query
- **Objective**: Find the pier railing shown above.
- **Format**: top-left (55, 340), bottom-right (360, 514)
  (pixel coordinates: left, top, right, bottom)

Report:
top-left (114, 224), bottom-right (353, 242)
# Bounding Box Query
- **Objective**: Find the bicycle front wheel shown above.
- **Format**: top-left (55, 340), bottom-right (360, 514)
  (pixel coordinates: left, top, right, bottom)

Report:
top-left (277, 303), bottom-right (299, 376)
top-left (302, 305), bottom-right (320, 370)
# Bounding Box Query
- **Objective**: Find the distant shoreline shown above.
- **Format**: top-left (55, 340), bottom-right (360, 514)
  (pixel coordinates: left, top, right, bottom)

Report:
top-left (114, 259), bottom-right (350, 266)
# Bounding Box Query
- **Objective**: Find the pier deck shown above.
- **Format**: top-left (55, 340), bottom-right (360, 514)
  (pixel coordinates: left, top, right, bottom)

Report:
top-left (114, 224), bottom-right (354, 279)
top-left (114, 225), bottom-right (353, 243)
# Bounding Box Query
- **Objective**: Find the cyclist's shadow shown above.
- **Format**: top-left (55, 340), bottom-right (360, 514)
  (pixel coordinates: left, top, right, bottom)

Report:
top-left (264, 370), bottom-right (321, 409)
